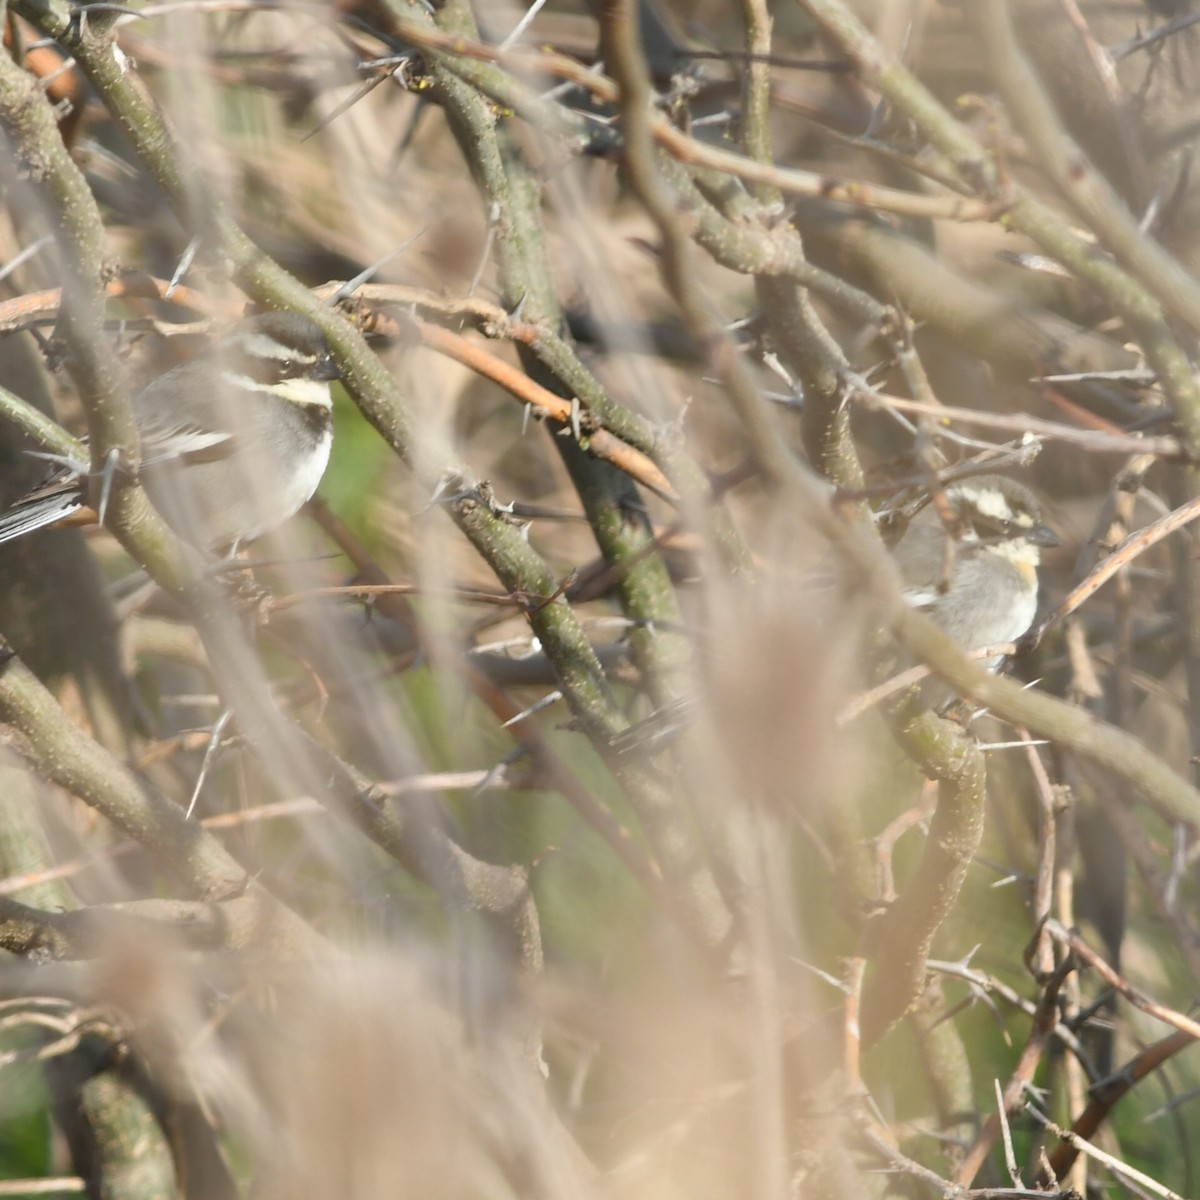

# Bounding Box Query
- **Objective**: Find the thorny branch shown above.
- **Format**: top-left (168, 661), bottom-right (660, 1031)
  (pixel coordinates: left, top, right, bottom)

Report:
top-left (0, 0), bottom-right (1197, 1195)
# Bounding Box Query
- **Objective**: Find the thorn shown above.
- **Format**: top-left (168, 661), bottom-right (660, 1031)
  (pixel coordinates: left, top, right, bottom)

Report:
top-left (468, 206), bottom-right (500, 298)
top-left (25, 449), bottom-right (88, 474)
top-left (498, 0), bottom-right (548, 49)
top-left (331, 232), bottom-right (424, 305)
top-left (187, 708), bottom-right (233, 820)
top-left (501, 689), bottom-right (562, 728)
top-left (95, 446), bottom-right (120, 526)
top-left (302, 71), bottom-right (391, 142)
top-left (165, 236), bottom-right (199, 299)
top-left (0, 234), bottom-right (52, 285)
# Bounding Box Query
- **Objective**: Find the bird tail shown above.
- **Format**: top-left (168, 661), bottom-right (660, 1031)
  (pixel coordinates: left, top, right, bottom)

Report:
top-left (0, 484), bottom-right (85, 545)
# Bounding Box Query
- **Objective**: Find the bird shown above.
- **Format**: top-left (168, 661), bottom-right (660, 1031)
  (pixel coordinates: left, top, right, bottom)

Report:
top-left (0, 311), bottom-right (340, 551)
top-left (611, 474), bottom-right (1059, 753)
top-left (889, 473), bottom-right (1060, 666)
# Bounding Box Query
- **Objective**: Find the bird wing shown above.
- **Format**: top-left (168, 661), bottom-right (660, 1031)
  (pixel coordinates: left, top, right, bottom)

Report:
top-left (0, 467), bottom-right (86, 545)
top-left (138, 419), bottom-right (236, 467)
top-left (133, 358), bottom-right (239, 467)
top-left (900, 586), bottom-right (941, 611)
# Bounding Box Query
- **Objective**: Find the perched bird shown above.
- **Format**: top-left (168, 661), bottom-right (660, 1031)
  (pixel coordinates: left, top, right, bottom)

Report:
top-left (612, 474), bottom-right (1059, 752)
top-left (889, 474), bottom-right (1060, 665)
top-left (0, 311), bottom-right (340, 550)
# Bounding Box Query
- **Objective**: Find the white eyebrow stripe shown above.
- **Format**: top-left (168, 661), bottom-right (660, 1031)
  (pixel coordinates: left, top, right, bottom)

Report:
top-left (955, 485), bottom-right (1037, 527)
top-left (960, 487), bottom-right (1010, 520)
top-left (223, 373), bottom-right (333, 408)
top-left (233, 332), bottom-right (318, 363)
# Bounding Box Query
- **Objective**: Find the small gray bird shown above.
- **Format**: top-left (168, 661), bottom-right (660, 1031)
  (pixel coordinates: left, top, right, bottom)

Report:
top-left (0, 311), bottom-right (339, 550)
top-left (890, 474), bottom-right (1060, 665)
top-left (611, 474), bottom-right (1060, 753)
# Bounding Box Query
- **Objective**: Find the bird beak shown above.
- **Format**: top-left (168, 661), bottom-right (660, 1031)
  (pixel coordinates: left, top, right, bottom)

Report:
top-left (313, 352), bottom-right (340, 383)
top-left (1028, 522), bottom-right (1061, 548)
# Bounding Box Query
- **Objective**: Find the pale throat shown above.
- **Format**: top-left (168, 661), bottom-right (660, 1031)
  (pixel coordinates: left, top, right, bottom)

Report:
top-left (990, 538), bottom-right (1040, 583)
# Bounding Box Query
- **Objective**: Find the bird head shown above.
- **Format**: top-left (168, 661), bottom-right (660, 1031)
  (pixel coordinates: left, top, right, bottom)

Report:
top-left (940, 475), bottom-right (1060, 563)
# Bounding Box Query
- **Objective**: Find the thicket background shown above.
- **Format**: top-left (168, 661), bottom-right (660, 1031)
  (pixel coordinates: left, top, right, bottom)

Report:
top-left (0, 0), bottom-right (1199, 1197)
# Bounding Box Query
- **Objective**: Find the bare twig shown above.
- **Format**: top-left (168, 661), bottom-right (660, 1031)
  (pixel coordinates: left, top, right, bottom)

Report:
top-left (1031, 492), bottom-right (1200, 640)
top-left (1043, 920), bottom-right (1200, 1041)
top-left (852, 391), bottom-right (1182, 460)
